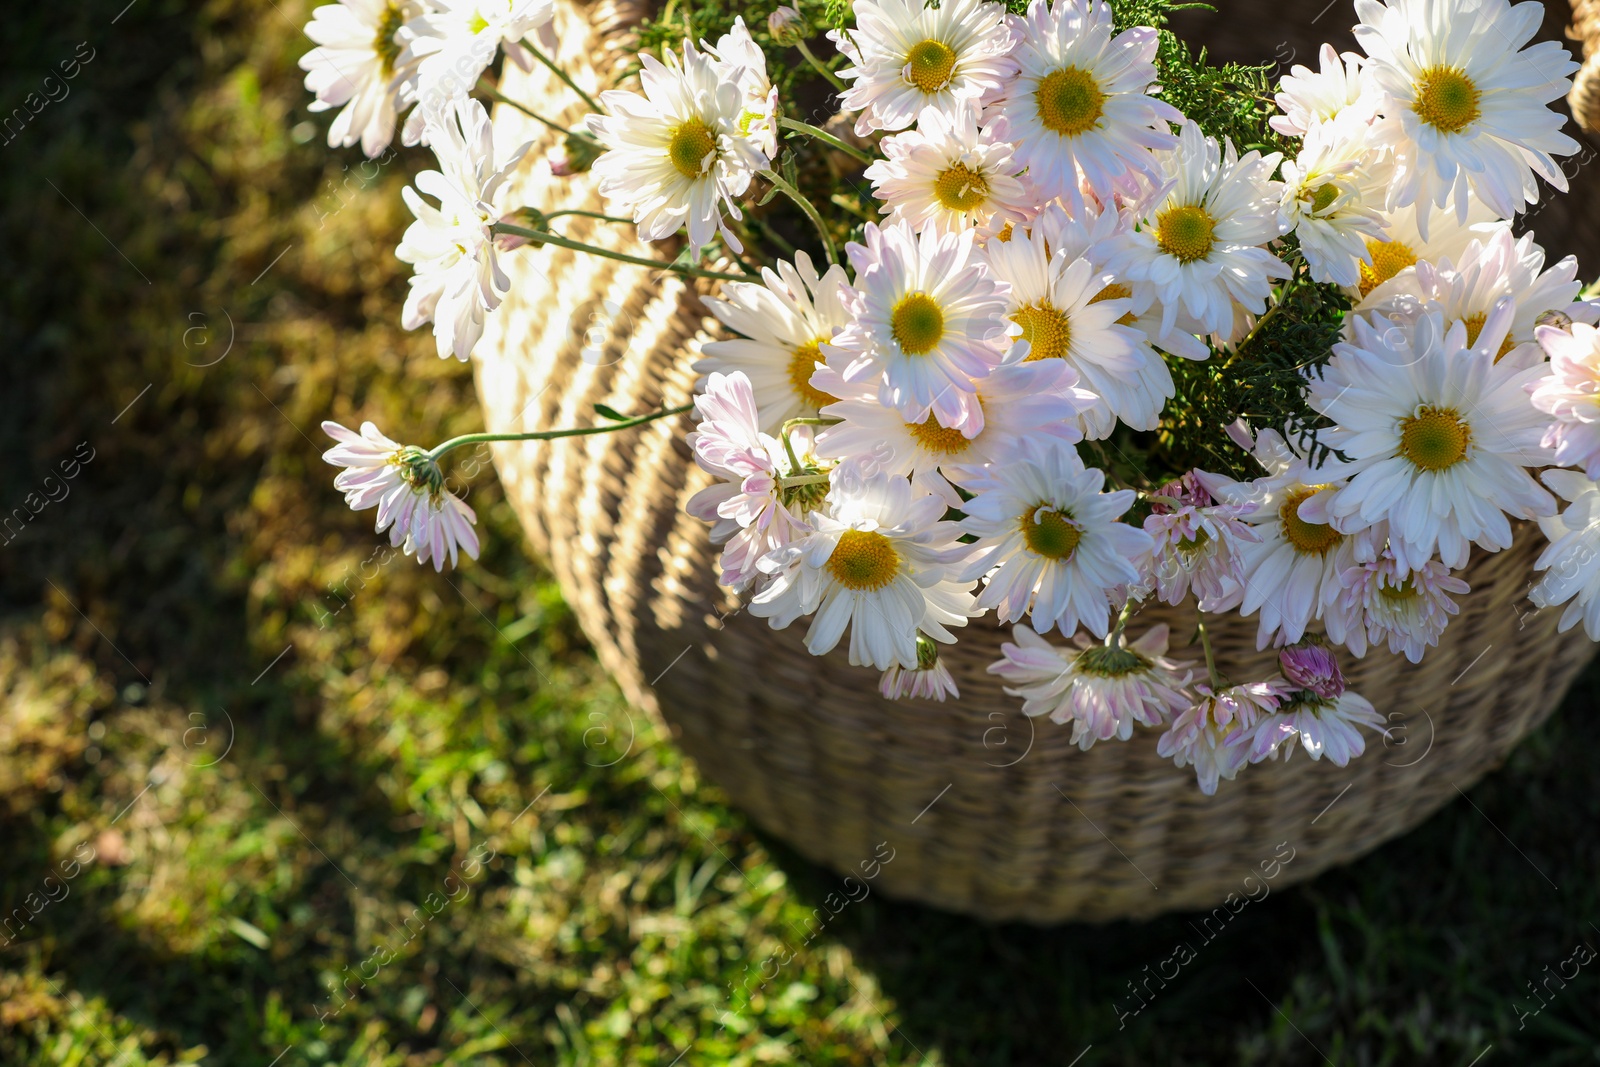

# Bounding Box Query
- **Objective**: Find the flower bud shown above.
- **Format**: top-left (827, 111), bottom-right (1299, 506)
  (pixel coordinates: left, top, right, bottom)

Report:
top-left (1278, 640), bottom-right (1345, 700)
top-left (768, 6), bottom-right (806, 45)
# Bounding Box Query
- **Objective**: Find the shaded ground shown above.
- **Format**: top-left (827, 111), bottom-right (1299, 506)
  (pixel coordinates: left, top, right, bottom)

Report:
top-left (0, 1), bottom-right (1597, 1064)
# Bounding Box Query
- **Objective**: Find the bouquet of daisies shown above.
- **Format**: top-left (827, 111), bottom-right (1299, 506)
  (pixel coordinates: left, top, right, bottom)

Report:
top-left (302, 0), bottom-right (1600, 794)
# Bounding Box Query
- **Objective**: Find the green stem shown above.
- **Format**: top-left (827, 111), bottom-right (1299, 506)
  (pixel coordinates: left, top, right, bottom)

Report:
top-left (493, 222), bottom-right (753, 282)
top-left (779, 416), bottom-right (840, 474)
top-left (778, 117), bottom-right (870, 165)
top-left (1106, 599), bottom-right (1134, 648)
top-left (523, 40), bottom-right (605, 113)
top-left (795, 38), bottom-right (847, 92)
top-left (1196, 616), bottom-right (1222, 689)
top-left (475, 79), bottom-right (590, 140)
top-left (427, 404), bottom-right (693, 461)
top-left (541, 208), bottom-right (635, 226)
top-left (760, 169), bottom-right (837, 265)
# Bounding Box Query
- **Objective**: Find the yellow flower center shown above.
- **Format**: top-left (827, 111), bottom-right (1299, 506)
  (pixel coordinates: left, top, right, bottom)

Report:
top-left (1020, 505), bottom-right (1083, 560)
top-left (933, 162), bottom-right (990, 211)
top-left (826, 529), bottom-right (901, 591)
top-left (668, 118), bottom-right (717, 179)
top-left (466, 10), bottom-right (490, 34)
top-left (1358, 239), bottom-right (1418, 297)
top-left (1155, 204), bottom-right (1216, 264)
top-left (904, 39), bottom-right (957, 93)
top-left (1461, 312), bottom-right (1518, 361)
top-left (1012, 302), bottom-right (1071, 363)
top-left (1089, 282), bottom-right (1139, 326)
top-left (1034, 67), bottom-right (1106, 135)
top-left (1413, 66), bottom-right (1481, 134)
top-left (1308, 182), bottom-right (1341, 214)
top-left (373, 2), bottom-right (405, 78)
top-left (905, 413), bottom-right (972, 455)
top-left (786, 339), bottom-right (836, 410)
top-left (1398, 406), bottom-right (1471, 472)
top-left (890, 292), bottom-right (945, 355)
top-left (994, 222), bottom-right (1015, 242)
top-left (1378, 575), bottom-right (1419, 601)
top-left (1278, 486), bottom-right (1342, 557)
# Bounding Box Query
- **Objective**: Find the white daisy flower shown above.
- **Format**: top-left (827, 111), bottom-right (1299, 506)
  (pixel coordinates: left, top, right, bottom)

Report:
top-left (1369, 228), bottom-right (1595, 362)
top-left (1353, 0), bottom-right (1580, 232)
top-left (1270, 43), bottom-right (1378, 137)
top-left (1349, 196), bottom-right (1504, 307)
top-left (831, 0), bottom-right (1015, 136)
top-left (300, 0), bottom-right (427, 158)
top-left (880, 634), bottom-right (960, 700)
top-left (1335, 552), bottom-right (1468, 662)
top-left (396, 95), bottom-right (531, 360)
top-left (1104, 121), bottom-right (1289, 343)
top-left (814, 358), bottom-right (1089, 489)
top-left (696, 252), bottom-right (854, 434)
top-left (586, 38), bottom-right (767, 251)
top-left (1197, 429), bottom-right (1363, 650)
top-left (828, 220), bottom-right (1011, 431)
top-left (865, 106), bottom-right (1032, 236)
top-left (1244, 689), bottom-right (1385, 767)
top-left (685, 372), bottom-right (814, 590)
top-left (958, 437), bottom-right (1152, 637)
top-left (1032, 201), bottom-right (1209, 362)
top-left (703, 17), bottom-right (781, 160)
top-left (1143, 472), bottom-right (1259, 612)
top-left (1157, 680), bottom-right (1290, 796)
top-left (983, 215), bottom-right (1168, 437)
top-left (1306, 306), bottom-right (1556, 572)
top-left (749, 470), bottom-right (975, 670)
top-left (400, 0), bottom-right (555, 144)
top-left (990, 624), bottom-right (1192, 751)
top-left (322, 420), bottom-right (481, 571)
top-left (1531, 322), bottom-right (1600, 479)
top-left (1279, 114), bottom-right (1387, 289)
top-left (1529, 468), bottom-right (1600, 640)
top-left (986, 0), bottom-right (1180, 213)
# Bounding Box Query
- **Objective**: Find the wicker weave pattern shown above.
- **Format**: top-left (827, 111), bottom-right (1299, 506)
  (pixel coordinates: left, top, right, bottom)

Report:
top-left (474, 0), bottom-right (1595, 922)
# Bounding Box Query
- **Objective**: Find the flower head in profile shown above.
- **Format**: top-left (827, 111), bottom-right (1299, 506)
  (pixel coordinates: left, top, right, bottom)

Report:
top-left (880, 634), bottom-right (961, 700)
top-left (749, 469), bottom-right (975, 670)
top-left (1279, 114), bottom-right (1387, 289)
top-left (990, 624), bottom-right (1192, 750)
top-left (400, 0), bottom-right (556, 144)
top-left (866, 106), bottom-right (1032, 236)
top-left (988, 0), bottom-right (1180, 213)
top-left (397, 96), bottom-right (532, 360)
top-left (1531, 322), bottom-right (1600, 479)
top-left (300, 0), bottom-right (427, 157)
top-left (1271, 43), bottom-right (1377, 137)
top-left (322, 420), bottom-right (480, 571)
top-left (587, 37), bottom-right (768, 251)
top-left (957, 437), bottom-right (1151, 637)
top-left (703, 17), bottom-right (781, 159)
top-left (1529, 469), bottom-right (1600, 641)
top-left (1243, 687), bottom-right (1386, 767)
top-left (1157, 679), bottom-right (1290, 795)
top-left (697, 252), bottom-right (854, 433)
top-left (828, 220), bottom-right (1011, 431)
top-left (1105, 121), bottom-right (1289, 343)
top-left (685, 371), bottom-right (813, 590)
top-left (832, 0), bottom-right (1015, 135)
top-left (1307, 306), bottom-right (1556, 572)
top-left (1354, 0), bottom-right (1580, 232)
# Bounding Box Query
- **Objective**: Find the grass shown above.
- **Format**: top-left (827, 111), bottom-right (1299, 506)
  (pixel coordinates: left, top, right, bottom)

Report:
top-left (1, 1), bottom-right (1598, 1064)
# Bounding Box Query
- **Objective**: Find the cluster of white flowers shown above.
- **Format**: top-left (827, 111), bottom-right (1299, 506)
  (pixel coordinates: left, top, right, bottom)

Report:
top-left (302, 0), bottom-right (1600, 792)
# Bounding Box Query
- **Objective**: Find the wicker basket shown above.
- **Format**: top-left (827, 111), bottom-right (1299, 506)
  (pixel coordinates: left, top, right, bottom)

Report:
top-left (474, 0), bottom-right (1598, 922)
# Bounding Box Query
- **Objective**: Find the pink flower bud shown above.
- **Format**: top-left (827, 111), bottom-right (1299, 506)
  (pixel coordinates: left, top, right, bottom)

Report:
top-left (1278, 641), bottom-right (1345, 700)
